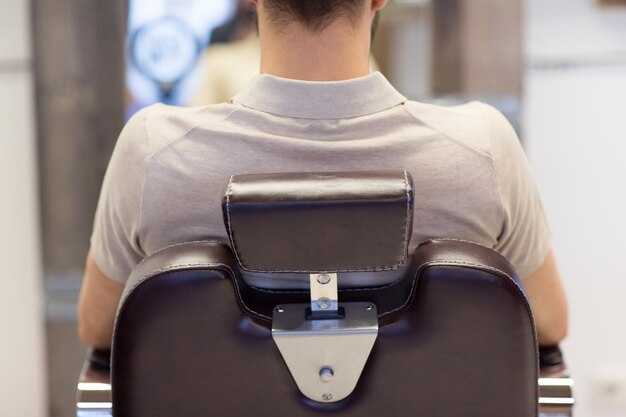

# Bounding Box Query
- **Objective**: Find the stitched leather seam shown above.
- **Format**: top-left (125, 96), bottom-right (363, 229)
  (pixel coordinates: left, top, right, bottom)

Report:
top-left (125, 257), bottom-right (526, 325)
top-left (118, 242), bottom-right (538, 406)
top-left (127, 260), bottom-right (272, 322)
top-left (114, 242), bottom-right (537, 414)
top-left (129, 240), bottom-right (521, 323)
top-left (128, 240), bottom-right (226, 280)
top-left (384, 259), bottom-right (539, 409)
top-left (401, 170), bottom-right (411, 267)
top-left (380, 257), bottom-right (539, 409)
top-left (379, 260), bottom-right (521, 318)
top-left (248, 257), bottom-right (506, 295)
top-left (224, 175), bottom-right (252, 269)
top-left (250, 271), bottom-right (410, 294)
top-left (224, 172), bottom-right (412, 273)
top-left (417, 237), bottom-right (507, 257)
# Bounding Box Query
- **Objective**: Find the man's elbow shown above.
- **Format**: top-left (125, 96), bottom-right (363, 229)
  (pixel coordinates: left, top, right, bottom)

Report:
top-left (537, 312), bottom-right (569, 346)
top-left (78, 316), bottom-right (113, 349)
top-left (523, 249), bottom-right (569, 346)
top-left (77, 252), bottom-right (124, 348)
top-left (539, 328), bottom-right (568, 346)
top-left (77, 322), bottom-right (94, 347)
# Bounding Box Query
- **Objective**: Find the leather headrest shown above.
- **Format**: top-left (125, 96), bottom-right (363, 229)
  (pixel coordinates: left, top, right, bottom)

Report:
top-left (222, 171), bottom-right (414, 273)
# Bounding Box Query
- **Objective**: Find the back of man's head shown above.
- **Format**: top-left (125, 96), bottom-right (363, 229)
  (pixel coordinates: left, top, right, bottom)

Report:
top-left (262, 0), bottom-right (364, 32)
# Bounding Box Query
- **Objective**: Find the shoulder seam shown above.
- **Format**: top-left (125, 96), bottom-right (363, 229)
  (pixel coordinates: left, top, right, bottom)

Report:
top-left (402, 102), bottom-right (491, 159)
top-left (147, 106), bottom-right (239, 160)
top-left (139, 106), bottom-right (239, 249)
top-left (485, 105), bottom-right (507, 241)
top-left (136, 110), bottom-right (151, 256)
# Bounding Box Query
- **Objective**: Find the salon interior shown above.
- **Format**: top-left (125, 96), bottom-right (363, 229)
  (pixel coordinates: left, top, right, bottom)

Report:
top-left (2, 0), bottom-right (626, 416)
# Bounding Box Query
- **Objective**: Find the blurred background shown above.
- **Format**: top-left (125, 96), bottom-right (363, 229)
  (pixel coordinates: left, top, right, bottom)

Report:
top-left (1, 0), bottom-right (625, 416)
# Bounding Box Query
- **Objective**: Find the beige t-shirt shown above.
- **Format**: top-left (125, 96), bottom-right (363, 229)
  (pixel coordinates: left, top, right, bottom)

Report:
top-left (91, 72), bottom-right (551, 283)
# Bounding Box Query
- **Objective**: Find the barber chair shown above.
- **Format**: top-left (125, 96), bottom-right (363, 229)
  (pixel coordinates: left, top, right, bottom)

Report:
top-left (77, 171), bottom-right (574, 417)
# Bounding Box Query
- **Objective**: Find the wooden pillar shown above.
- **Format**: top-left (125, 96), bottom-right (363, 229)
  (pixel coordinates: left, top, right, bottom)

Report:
top-left (431, 0), bottom-right (523, 96)
top-left (31, 2), bottom-right (127, 416)
top-left (459, 0), bottom-right (523, 96)
top-left (32, 0), bottom-right (127, 276)
top-left (431, 0), bottom-right (463, 95)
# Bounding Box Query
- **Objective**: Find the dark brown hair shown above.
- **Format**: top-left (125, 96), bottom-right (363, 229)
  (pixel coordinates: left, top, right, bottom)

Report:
top-left (262, 0), bottom-right (365, 32)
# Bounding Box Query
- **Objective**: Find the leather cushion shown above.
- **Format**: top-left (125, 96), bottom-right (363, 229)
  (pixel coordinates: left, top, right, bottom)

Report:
top-left (222, 171), bottom-right (414, 273)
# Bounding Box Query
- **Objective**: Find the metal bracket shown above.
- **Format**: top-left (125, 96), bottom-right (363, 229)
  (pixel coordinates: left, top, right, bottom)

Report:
top-left (309, 273), bottom-right (338, 313)
top-left (271, 302), bottom-right (378, 403)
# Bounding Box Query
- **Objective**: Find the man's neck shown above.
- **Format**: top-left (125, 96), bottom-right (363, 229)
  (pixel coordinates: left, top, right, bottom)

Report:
top-left (258, 21), bottom-right (372, 82)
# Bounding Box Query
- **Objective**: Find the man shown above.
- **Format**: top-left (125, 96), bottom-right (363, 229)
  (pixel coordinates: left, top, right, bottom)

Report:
top-left (79, 0), bottom-right (568, 349)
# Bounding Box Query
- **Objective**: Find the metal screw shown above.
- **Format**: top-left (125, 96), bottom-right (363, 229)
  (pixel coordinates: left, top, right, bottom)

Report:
top-left (322, 393), bottom-right (333, 401)
top-left (276, 306), bottom-right (285, 313)
top-left (317, 298), bottom-right (331, 310)
top-left (317, 274), bottom-right (331, 285)
top-left (319, 367), bottom-right (334, 383)
top-left (365, 304), bottom-right (374, 311)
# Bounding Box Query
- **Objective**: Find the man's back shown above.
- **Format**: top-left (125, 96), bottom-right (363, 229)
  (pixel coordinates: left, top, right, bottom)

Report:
top-left (91, 72), bottom-right (549, 285)
top-left (78, 0), bottom-right (566, 351)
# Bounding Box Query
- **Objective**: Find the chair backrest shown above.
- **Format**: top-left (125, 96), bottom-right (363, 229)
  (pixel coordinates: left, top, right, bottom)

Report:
top-left (110, 171), bottom-right (538, 417)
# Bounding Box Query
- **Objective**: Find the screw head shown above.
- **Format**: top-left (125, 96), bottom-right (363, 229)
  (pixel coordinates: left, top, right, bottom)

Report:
top-left (317, 298), bottom-right (332, 310)
top-left (319, 367), bottom-right (334, 383)
top-left (322, 393), bottom-right (333, 401)
top-left (365, 304), bottom-right (374, 311)
top-left (317, 274), bottom-right (331, 285)
top-left (276, 306), bottom-right (285, 313)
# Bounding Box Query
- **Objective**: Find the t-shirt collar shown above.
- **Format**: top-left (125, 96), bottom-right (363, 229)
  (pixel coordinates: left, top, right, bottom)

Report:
top-left (232, 71), bottom-right (406, 119)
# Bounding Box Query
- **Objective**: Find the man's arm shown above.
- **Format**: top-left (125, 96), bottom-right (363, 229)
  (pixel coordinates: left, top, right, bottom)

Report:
top-left (77, 250), bottom-right (124, 348)
top-left (522, 249), bottom-right (568, 345)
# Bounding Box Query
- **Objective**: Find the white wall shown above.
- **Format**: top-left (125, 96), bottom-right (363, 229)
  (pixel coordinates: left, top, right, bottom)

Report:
top-left (0, 1), bottom-right (47, 416)
top-left (527, 0), bottom-right (626, 58)
top-left (524, 1), bottom-right (626, 416)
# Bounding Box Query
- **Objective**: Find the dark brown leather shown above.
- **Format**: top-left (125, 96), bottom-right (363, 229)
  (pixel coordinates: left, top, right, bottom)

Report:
top-left (120, 239), bottom-right (524, 326)
top-left (539, 345), bottom-right (564, 368)
top-left (222, 171), bottom-right (414, 273)
top-left (88, 348), bottom-right (111, 375)
top-left (112, 239), bottom-right (538, 417)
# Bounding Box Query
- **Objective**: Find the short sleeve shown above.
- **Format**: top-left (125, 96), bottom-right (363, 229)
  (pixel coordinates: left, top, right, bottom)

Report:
top-left (489, 106), bottom-right (552, 278)
top-left (90, 108), bottom-right (150, 283)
